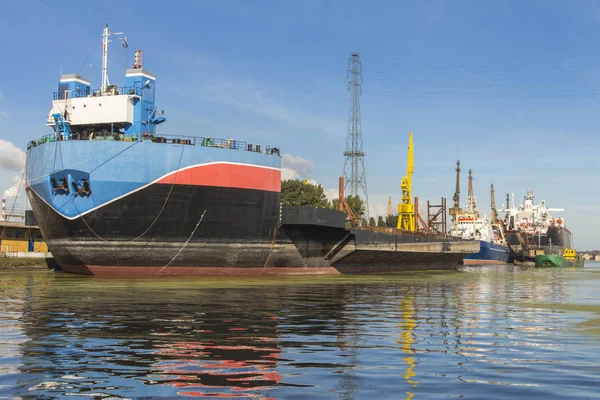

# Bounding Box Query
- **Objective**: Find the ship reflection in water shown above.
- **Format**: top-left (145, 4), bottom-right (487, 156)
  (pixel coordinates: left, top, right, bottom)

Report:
top-left (151, 329), bottom-right (282, 396)
top-left (3, 265), bottom-right (600, 399)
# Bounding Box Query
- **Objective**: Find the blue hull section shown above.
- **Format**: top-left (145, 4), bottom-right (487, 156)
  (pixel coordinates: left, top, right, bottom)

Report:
top-left (464, 241), bottom-right (509, 265)
top-left (26, 140), bottom-right (280, 219)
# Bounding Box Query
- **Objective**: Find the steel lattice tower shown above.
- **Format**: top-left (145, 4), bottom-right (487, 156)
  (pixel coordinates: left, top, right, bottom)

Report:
top-left (343, 52), bottom-right (369, 217)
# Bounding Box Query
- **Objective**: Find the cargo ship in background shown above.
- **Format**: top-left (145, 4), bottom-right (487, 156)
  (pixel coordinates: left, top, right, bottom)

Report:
top-left (502, 189), bottom-right (573, 262)
top-left (448, 162), bottom-right (509, 265)
top-left (24, 24), bottom-right (478, 276)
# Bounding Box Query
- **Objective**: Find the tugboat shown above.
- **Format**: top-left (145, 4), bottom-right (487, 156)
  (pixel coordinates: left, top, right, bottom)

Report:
top-left (535, 248), bottom-right (584, 268)
top-left (448, 163), bottom-right (509, 265)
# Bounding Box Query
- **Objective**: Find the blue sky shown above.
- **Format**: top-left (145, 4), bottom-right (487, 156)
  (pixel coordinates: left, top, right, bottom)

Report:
top-left (1, 0), bottom-right (599, 248)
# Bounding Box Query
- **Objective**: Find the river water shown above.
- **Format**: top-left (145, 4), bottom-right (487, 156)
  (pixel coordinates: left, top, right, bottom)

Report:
top-left (1, 263), bottom-right (599, 399)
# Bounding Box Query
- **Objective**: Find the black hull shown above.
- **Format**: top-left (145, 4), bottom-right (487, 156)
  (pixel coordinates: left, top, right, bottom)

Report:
top-left (27, 185), bottom-right (475, 275)
top-left (506, 228), bottom-right (573, 249)
top-left (506, 227), bottom-right (573, 262)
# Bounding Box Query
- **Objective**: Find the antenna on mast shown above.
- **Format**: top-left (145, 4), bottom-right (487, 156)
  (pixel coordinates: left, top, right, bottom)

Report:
top-left (101, 23), bottom-right (124, 93)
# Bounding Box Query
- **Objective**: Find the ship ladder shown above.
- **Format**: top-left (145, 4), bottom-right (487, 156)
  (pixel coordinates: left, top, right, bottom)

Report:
top-left (52, 113), bottom-right (73, 140)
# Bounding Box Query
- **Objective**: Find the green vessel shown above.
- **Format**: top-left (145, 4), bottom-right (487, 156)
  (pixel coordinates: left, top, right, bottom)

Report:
top-left (535, 249), bottom-right (585, 268)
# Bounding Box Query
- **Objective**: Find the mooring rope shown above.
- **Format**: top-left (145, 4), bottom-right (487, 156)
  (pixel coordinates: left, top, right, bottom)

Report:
top-left (263, 225), bottom-right (279, 268)
top-left (57, 139), bottom-right (186, 261)
top-left (154, 209), bottom-right (207, 275)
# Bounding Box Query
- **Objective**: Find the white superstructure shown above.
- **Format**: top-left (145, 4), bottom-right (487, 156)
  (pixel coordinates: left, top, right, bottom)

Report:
top-left (502, 189), bottom-right (565, 235)
top-left (452, 206), bottom-right (506, 245)
top-left (450, 169), bottom-right (506, 246)
top-left (43, 25), bottom-right (160, 142)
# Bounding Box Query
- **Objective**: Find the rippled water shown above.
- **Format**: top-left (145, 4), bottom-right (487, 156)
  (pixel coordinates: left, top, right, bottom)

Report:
top-left (1, 263), bottom-right (600, 399)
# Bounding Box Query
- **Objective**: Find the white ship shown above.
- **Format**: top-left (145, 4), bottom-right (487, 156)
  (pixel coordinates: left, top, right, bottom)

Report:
top-left (450, 167), bottom-right (509, 265)
top-left (502, 189), bottom-right (573, 254)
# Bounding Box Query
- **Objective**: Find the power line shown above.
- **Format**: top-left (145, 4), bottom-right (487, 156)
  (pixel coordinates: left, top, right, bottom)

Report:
top-left (367, 59), bottom-right (600, 74)
top-left (364, 91), bottom-right (600, 99)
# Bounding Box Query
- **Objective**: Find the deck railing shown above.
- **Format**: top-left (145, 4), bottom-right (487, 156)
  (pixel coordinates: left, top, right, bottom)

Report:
top-left (53, 86), bottom-right (143, 100)
top-left (27, 133), bottom-right (280, 156)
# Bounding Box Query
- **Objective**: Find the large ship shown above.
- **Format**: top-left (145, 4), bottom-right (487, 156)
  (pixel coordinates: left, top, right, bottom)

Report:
top-left (503, 189), bottom-right (573, 261)
top-left (25, 25), bottom-right (478, 275)
top-left (448, 164), bottom-right (509, 265)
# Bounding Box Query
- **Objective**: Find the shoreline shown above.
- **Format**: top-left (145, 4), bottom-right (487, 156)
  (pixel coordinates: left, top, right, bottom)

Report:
top-left (0, 257), bottom-right (58, 271)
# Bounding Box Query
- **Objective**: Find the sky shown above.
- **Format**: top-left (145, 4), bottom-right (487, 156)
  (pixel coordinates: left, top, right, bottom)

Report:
top-left (1, 0), bottom-right (600, 249)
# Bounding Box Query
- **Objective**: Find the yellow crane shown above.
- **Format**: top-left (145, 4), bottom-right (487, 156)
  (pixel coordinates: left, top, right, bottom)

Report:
top-left (397, 132), bottom-right (415, 231)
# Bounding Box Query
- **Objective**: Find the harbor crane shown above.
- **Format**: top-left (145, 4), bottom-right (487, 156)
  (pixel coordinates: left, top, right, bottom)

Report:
top-left (448, 161), bottom-right (462, 221)
top-left (467, 169), bottom-right (476, 213)
top-left (397, 132), bottom-right (415, 231)
top-left (490, 184), bottom-right (498, 222)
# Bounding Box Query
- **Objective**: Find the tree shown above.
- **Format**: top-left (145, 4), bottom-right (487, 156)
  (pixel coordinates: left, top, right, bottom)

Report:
top-left (331, 195), bottom-right (366, 221)
top-left (280, 179), bottom-right (330, 208)
top-left (369, 217), bottom-right (376, 227)
top-left (361, 218), bottom-right (368, 227)
top-left (377, 216), bottom-right (385, 227)
top-left (345, 195), bottom-right (366, 220)
top-left (385, 214), bottom-right (399, 228)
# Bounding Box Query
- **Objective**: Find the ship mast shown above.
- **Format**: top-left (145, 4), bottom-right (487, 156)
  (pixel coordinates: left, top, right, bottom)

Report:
top-left (449, 160), bottom-right (462, 220)
top-left (467, 169), bottom-right (476, 213)
top-left (101, 24), bottom-right (124, 93)
top-left (490, 184), bottom-right (498, 222)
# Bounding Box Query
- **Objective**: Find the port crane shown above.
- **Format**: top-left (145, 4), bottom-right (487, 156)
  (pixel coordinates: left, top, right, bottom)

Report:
top-left (448, 161), bottom-right (462, 220)
top-left (397, 132), bottom-right (415, 231)
top-left (490, 184), bottom-right (498, 222)
top-left (467, 169), bottom-right (476, 213)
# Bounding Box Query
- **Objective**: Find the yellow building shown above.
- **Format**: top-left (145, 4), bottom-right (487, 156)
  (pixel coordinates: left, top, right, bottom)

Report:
top-left (1, 221), bottom-right (49, 255)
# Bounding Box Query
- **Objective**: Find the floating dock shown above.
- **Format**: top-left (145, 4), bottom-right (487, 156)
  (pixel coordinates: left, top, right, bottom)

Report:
top-left (271, 206), bottom-right (479, 274)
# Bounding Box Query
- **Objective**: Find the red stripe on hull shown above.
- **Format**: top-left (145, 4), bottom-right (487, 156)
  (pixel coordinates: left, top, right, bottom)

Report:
top-left (62, 265), bottom-right (340, 276)
top-left (463, 259), bottom-right (509, 265)
top-left (156, 164), bottom-right (281, 192)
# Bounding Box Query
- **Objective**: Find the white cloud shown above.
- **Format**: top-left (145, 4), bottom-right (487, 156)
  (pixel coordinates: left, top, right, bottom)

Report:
top-left (369, 203), bottom-right (387, 219)
top-left (280, 153), bottom-right (340, 203)
top-left (0, 140), bottom-right (26, 201)
top-left (281, 153), bottom-right (314, 181)
top-left (325, 187), bottom-right (339, 201)
top-left (3, 173), bottom-right (24, 199)
top-left (0, 139), bottom-right (25, 172)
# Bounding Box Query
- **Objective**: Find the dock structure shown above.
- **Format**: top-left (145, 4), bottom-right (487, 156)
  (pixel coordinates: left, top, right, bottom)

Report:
top-left (278, 206), bottom-right (479, 273)
top-left (1, 203), bottom-right (50, 258)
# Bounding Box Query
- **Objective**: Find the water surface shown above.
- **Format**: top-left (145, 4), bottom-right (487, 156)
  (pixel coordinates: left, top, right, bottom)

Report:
top-left (1, 263), bottom-right (600, 399)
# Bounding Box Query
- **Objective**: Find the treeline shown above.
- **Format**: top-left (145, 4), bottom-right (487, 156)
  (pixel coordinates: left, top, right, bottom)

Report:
top-left (280, 179), bottom-right (398, 228)
top-left (581, 250), bottom-right (600, 256)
